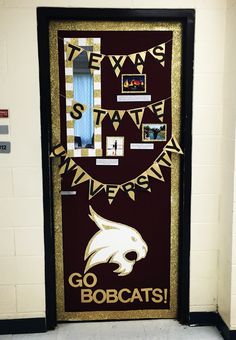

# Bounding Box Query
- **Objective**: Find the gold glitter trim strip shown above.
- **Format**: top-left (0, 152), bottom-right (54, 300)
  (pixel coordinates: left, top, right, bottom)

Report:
top-left (64, 37), bottom-right (102, 157)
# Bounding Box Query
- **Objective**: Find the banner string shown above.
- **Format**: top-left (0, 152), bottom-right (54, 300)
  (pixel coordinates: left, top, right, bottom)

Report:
top-left (64, 38), bottom-right (172, 58)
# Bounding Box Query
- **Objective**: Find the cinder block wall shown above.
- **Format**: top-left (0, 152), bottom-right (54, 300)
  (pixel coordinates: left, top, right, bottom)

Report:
top-left (0, 0), bottom-right (234, 329)
top-left (218, 0), bottom-right (236, 329)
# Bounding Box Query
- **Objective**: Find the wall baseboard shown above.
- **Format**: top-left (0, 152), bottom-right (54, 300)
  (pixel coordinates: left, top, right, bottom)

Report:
top-left (0, 318), bottom-right (46, 335)
top-left (189, 312), bottom-right (219, 326)
top-left (189, 312), bottom-right (236, 340)
top-left (1, 313), bottom-right (236, 337)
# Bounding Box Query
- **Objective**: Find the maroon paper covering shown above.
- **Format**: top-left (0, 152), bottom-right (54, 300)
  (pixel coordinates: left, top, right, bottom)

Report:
top-left (58, 30), bottom-right (173, 312)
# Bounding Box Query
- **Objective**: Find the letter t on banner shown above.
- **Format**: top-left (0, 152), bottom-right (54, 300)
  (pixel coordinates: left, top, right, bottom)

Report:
top-left (66, 43), bottom-right (84, 61)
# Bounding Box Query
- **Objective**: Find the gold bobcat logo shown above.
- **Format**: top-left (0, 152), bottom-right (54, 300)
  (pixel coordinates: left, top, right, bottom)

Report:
top-left (84, 206), bottom-right (148, 276)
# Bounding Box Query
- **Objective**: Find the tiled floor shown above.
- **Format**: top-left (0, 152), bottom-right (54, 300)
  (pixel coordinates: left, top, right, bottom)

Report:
top-left (0, 320), bottom-right (223, 340)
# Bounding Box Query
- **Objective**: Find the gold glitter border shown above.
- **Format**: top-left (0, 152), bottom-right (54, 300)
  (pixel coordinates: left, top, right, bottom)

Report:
top-left (49, 20), bottom-right (182, 321)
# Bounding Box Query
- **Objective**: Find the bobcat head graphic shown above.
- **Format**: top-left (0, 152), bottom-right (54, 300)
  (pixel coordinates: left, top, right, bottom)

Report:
top-left (84, 206), bottom-right (148, 276)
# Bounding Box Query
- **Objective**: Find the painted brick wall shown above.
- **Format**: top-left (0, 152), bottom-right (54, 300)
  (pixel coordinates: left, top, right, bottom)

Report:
top-left (0, 0), bottom-right (230, 323)
top-left (220, 0), bottom-right (236, 330)
top-left (0, 4), bottom-right (45, 318)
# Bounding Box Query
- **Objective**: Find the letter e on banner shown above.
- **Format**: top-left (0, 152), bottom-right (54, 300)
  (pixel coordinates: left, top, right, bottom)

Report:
top-left (88, 52), bottom-right (104, 70)
top-left (148, 100), bottom-right (165, 122)
top-left (106, 185), bottom-right (120, 204)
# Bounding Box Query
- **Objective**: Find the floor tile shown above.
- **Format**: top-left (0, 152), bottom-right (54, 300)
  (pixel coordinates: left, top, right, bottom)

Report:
top-left (0, 320), bottom-right (223, 340)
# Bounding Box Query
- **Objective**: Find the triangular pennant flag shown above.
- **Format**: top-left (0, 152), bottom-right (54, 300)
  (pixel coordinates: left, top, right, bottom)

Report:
top-left (66, 43), bottom-right (84, 62)
top-left (135, 172), bottom-right (151, 192)
top-left (71, 166), bottom-right (90, 187)
top-left (59, 156), bottom-right (78, 175)
top-left (107, 110), bottom-right (125, 130)
top-left (70, 101), bottom-right (87, 120)
top-left (149, 43), bottom-right (166, 67)
top-left (156, 151), bottom-right (172, 167)
top-left (89, 179), bottom-right (104, 200)
top-left (127, 107), bottom-right (145, 128)
top-left (109, 55), bottom-right (127, 77)
top-left (147, 163), bottom-right (165, 182)
top-left (129, 51), bottom-right (147, 73)
top-left (122, 181), bottom-right (136, 201)
top-left (106, 184), bottom-right (120, 204)
top-left (50, 144), bottom-right (67, 158)
top-left (93, 108), bottom-right (107, 125)
top-left (87, 51), bottom-right (105, 71)
top-left (164, 135), bottom-right (183, 154)
top-left (148, 100), bottom-right (165, 122)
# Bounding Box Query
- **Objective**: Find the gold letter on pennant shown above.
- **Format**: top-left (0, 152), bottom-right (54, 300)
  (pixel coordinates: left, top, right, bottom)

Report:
top-left (122, 182), bottom-right (136, 201)
top-left (149, 43), bottom-right (166, 67)
top-left (136, 173), bottom-right (151, 192)
top-left (72, 166), bottom-right (90, 187)
top-left (88, 52), bottom-right (104, 70)
top-left (70, 102), bottom-right (86, 120)
top-left (93, 108), bottom-right (107, 125)
top-left (50, 144), bottom-right (66, 158)
top-left (109, 55), bottom-right (126, 77)
top-left (89, 179), bottom-right (104, 200)
top-left (108, 110), bottom-right (125, 130)
top-left (67, 43), bottom-right (83, 61)
top-left (128, 108), bottom-right (145, 128)
top-left (106, 185), bottom-right (120, 204)
top-left (129, 51), bottom-right (147, 74)
top-left (148, 100), bottom-right (165, 122)
top-left (147, 163), bottom-right (165, 181)
top-left (156, 151), bottom-right (172, 167)
top-left (59, 157), bottom-right (78, 175)
top-left (164, 136), bottom-right (183, 154)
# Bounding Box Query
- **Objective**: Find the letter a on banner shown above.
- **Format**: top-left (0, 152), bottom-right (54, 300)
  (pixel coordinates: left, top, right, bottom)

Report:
top-left (149, 43), bottom-right (166, 67)
top-left (109, 55), bottom-right (127, 77)
top-left (122, 181), bottom-right (136, 201)
top-left (108, 110), bottom-right (125, 130)
top-left (129, 51), bottom-right (147, 73)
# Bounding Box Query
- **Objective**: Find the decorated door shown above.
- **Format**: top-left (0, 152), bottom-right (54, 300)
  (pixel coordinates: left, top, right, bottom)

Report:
top-left (49, 19), bottom-right (184, 321)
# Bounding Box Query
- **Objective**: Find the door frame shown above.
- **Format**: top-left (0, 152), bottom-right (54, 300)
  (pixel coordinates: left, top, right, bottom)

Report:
top-left (37, 7), bottom-right (194, 330)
